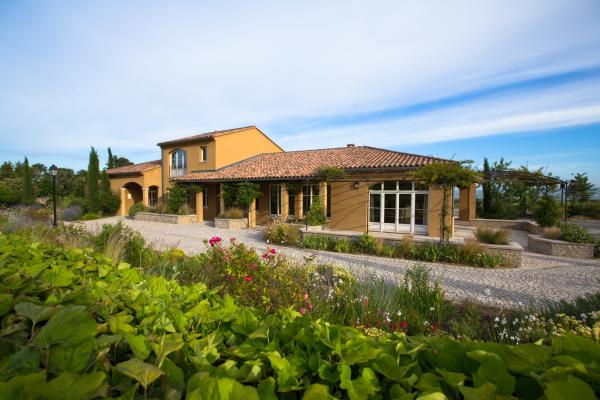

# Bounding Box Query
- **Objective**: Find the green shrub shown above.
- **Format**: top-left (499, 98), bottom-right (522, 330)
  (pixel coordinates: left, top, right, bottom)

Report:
top-left (357, 232), bottom-right (376, 254)
top-left (167, 185), bottom-right (188, 214)
top-left (568, 201), bottom-right (600, 218)
top-left (128, 202), bottom-right (147, 217)
top-left (81, 212), bottom-right (101, 220)
top-left (533, 195), bottom-right (562, 227)
top-left (560, 223), bottom-right (594, 243)
top-left (304, 196), bottom-right (326, 226)
top-left (475, 227), bottom-right (510, 245)
top-left (333, 238), bottom-right (352, 253)
top-left (301, 234), bottom-right (331, 250)
top-left (218, 207), bottom-right (244, 219)
top-left (264, 222), bottom-right (300, 245)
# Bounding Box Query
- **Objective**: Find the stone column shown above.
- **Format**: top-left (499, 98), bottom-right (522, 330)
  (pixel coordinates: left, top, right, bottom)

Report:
top-left (280, 183), bottom-right (289, 221)
top-left (319, 181), bottom-right (328, 218)
top-left (120, 188), bottom-right (127, 216)
top-left (219, 183), bottom-right (225, 213)
top-left (458, 183), bottom-right (477, 221)
top-left (248, 198), bottom-right (256, 227)
top-left (142, 186), bottom-right (149, 207)
top-left (295, 190), bottom-right (303, 219)
top-left (196, 191), bottom-right (204, 223)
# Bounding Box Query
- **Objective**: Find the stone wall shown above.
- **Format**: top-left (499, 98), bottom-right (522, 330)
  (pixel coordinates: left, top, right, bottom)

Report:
top-left (456, 218), bottom-right (541, 234)
top-left (527, 235), bottom-right (595, 259)
top-left (134, 212), bottom-right (197, 224)
top-left (215, 218), bottom-right (249, 229)
top-left (300, 229), bottom-right (523, 267)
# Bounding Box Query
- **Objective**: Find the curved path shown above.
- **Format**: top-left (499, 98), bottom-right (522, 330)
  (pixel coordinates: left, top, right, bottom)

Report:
top-left (78, 217), bottom-right (600, 309)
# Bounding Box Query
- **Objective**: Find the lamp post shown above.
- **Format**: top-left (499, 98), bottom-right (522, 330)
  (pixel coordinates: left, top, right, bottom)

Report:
top-left (49, 164), bottom-right (58, 227)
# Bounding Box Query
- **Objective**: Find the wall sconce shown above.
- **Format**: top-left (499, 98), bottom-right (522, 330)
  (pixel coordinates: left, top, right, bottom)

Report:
top-left (353, 181), bottom-right (360, 189)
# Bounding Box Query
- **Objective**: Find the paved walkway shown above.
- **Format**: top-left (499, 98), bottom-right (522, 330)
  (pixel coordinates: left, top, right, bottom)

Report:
top-left (77, 217), bottom-right (600, 309)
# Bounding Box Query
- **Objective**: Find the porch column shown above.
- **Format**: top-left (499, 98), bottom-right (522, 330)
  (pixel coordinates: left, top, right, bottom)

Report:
top-left (120, 188), bottom-right (127, 216)
top-left (142, 186), bottom-right (149, 207)
top-left (295, 191), bottom-right (303, 219)
top-left (319, 181), bottom-right (328, 218)
top-left (280, 183), bottom-right (289, 220)
top-left (219, 183), bottom-right (225, 212)
top-left (196, 191), bottom-right (204, 223)
top-left (248, 198), bottom-right (256, 227)
top-left (458, 183), bottom-right (476, 221)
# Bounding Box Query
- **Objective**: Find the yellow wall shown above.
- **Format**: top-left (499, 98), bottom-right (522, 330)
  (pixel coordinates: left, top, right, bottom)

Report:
top-left (427, 185), bottom-right (454, 238)
top-left (109, 167), bottom-right (163, 216)
top-left (160, 140), bottom-right (217, 189)
top-left (256, 183), bottom-right (270, 225)
top-left (329, 180), bottom-right (369, 231)
top-left (214, 127), bottom-right (283, 169)
top-left (458, 183), bottom-right (477, 221)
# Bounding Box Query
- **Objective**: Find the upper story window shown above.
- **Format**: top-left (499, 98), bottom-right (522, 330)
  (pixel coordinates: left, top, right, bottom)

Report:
top-left (170, 149), bottom-right (187, 178)
top-left (200, 145), bottom-right (208, 162)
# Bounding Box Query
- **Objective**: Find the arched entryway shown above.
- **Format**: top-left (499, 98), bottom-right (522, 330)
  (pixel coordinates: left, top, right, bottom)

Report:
top-left (122, 182), bottom-right (143, 215)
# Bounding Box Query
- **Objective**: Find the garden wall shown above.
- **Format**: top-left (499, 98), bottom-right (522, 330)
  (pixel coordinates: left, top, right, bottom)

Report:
top-left (215, 218), bottom-right (249, 229)
top-left (456, 218), bottom-right (541, 234)
top-left (527, 234), bottom-right (595, 259)
top-left (134, 212), bottom-right (197, 224)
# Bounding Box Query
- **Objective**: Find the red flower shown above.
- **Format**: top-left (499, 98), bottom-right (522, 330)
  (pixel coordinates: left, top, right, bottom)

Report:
top-left (307, 303), bottom-right (314, 311)
top-left (299, 307), bottom-right (306, 316)
top-left (363, 297), bottom-right (369, 306)
top-left (399, 321), bottom-right (409, 329)
top-left (208, 236), bottom-right (222, 247)
top-left (243, 275), bottom-right (253, 282)
top-left (431, 324), bottom-right (438, 332)
top-left (269, 248), bottom-right (276, 254)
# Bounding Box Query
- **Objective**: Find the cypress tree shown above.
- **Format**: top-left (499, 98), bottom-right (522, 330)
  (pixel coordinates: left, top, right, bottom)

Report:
top-left (87, 147), bottom-right (100, 212)
top-left (21, 157), bottom-right (35, 204)
top-left (482, 157), bottom-right (491, 216)
top-left (107, 147), bottom-right (114, 169)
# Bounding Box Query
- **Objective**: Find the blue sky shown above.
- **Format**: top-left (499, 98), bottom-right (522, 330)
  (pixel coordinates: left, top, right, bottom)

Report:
top-left (0, 0), bottom-right (599, 186)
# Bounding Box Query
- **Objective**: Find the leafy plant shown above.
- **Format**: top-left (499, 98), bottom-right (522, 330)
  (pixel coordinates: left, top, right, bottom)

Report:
top-left (128, 202), bottom-right (146, 217)
top-left (533, 194), bottom-right (561, 227)
top-left (475, 227), bottom-right (510, 245)
top-left (218, 207), bottom-right (244, 219)
top-left (315, 166), bottom-right (346, 181)
top-left (223, 182), bottom-right (262, 208)
top-left (264, 222), bottom-right (301, 245)
top-left (333, 238), bottom-right (352, 253)
top-left (560, 223), bottom-right (594, 244)
top-left (301, 234), bottom-right (331, 250)
top-left (357, 232), bottom-right (376, 254)
top-left (304, 196), bottom-right (326, 226)
top-left (166, 185), bottom-right (188, 214)
top-left (81, 212), bottom-right (101, 220)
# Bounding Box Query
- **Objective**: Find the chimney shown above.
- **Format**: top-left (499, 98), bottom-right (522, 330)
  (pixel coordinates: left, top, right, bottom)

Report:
top-left (346, 144), bottom-right (355, 147)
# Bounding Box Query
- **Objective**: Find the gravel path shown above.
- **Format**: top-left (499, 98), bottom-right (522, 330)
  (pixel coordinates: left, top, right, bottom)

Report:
top-left (77, 217), bottom-right (600, 309)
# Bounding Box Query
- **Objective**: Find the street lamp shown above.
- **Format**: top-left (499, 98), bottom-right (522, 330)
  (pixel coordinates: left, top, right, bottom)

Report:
top-left (49, 164), bottom-right (58, 227)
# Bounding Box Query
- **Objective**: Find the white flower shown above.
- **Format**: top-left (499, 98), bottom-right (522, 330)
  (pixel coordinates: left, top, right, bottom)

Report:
top-left (429, 307), bottom-right (435, 311)
top-left (396, 310), bottom-right (402, 316)
top-left (494, 316), bottom-right (500, 322)
top-left (484, 288), bottom-right (491, 296)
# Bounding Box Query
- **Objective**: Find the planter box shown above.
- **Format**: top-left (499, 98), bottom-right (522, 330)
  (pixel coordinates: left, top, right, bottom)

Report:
top-left (479, 242), bottom-right (523, 267)
top-left (215, 218), bottom-right (249, 229)
top-left (455, 218), bottom-right (541, 234)
top-left (134, 212), bottom-right (197, 224)
top-left (528, 234), bottom-right (595, 259)
top-left (304, 225), bottom-right (323, 231)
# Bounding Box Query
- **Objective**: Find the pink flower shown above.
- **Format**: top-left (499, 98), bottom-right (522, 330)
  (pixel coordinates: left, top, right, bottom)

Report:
top-left (299, 307), bottom-right (306, 316)
top-left (399, 321), bottom-right (409, 329)
top-left (363, 297), bottom-right (369, 306)
top-left (269, 248), bottom-right (276, 255)
top-left (304, 293), bottom-right (310, 302)
top-left (243, 275), bottom-right (253, 282)
top-left (209, 236), bottom-right (222, 247)
top-left (230, 237), bottom-right (237, 243)
top-left (307, 303), bottom-right (314, 311)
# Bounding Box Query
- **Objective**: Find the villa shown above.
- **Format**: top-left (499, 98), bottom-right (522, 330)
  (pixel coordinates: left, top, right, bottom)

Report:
top-left (107, 126), bottom-right (476, 237)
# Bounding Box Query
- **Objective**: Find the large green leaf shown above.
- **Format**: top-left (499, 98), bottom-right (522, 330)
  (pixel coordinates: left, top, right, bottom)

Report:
top-left (50, 338), bottom-right (95, 373)
top-left (0, 293), bottom-right (13, 317)
top-left (15, 302), bottom-right (59, 328)
top-left (124, 333), bottom-right (151, 360)
top-left (33, 305), bottom-right (97, 348)
top-left (114, 358), bottom-right (164, 389)
top-left (187, 375), bottom-right (259, 400)
top-left (152, 333), bottom-right (184, 368)
top-left (459, 383), bottom-right (496, 400)
top-left (41, 265), bottom-right (75, 287)
top-left (231, 308), bottom-right (259, 336)
top-left (371, 354), bottom-right (413, 382)
top-left (303, 383), bottom-right (336, 399)
top-left (545, 376), bottom-right (596, 400)
top-left (265, 351), bottom-right (301, 392)
top-left (27, 372), bottom-right (107, 400)
top-left (467, 350), bottom-right (515, 396)
top-left (0, 372), bottom-right (46, 399)
top-left (11, 346), bottom-right (42, 373)
top-left (339, 363), bottom-right (380, 400)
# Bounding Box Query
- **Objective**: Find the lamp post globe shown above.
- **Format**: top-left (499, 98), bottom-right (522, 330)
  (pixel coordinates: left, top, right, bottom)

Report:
top-left (49, 165), bottom-right (58, 227)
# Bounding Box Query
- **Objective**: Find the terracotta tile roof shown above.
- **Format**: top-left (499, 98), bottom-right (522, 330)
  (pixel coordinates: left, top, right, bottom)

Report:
top-left (175, 146), bottom-right (451, 182)
top-left (106, 160), bottom-right (161, 175)
top-left (157, 125), bottom-right (256, 146)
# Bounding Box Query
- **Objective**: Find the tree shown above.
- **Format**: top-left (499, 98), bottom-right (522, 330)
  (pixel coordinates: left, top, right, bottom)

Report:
top-left (569, 173), bottom-right (595, 203)
top-left (412, 161), bottom-right (479, 242)
top-left (21, 157), bottom-right (35, 204)
top-left (482, 157), bottom-right (491, 215)
top-left (107, 148), bottom-right (114, 169)
top-left (113, 156), bottom-right (133, 168)
top-left (87, 147), bottom-right (101, 212)
top-left (222, 182), bottom-right (262, 209)
top-left (533, 195), bottom-right (561, 227)
top-left (99, 171), bottom-right (120, 215)
top-left (0, 181), bottom-right (17, 205)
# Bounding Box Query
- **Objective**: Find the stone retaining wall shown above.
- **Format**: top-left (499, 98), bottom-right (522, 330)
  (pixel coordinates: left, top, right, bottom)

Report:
top-left (456, 218), bottom-right (541, 234)
top-left (527, 234), bottom-right (595, 259)
top-left (134, 212), bottom-right (197, 224)
top-left (300, 229), bottom-right (523, 267)
top-left (215, 218), bottom-right (249, 229)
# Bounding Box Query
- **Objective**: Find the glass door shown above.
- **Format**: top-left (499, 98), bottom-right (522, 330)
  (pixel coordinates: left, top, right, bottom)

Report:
top-left (397, 194), bottom-right (411, 232)
top-left (382, 193), bottom-right (396, 232)
top-left (368, 193), bottom-right (381, 231)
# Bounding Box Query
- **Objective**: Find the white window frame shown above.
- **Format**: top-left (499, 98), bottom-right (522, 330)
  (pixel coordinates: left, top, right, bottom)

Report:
top-left (170, 149), bottom-right (187, 178)
top-left (368, 181), bottom-right (428, 234)
top-left (270, 185), bottom-right (281, 216)
top-left (200, 145), bottom-right (208, 162)
top-left (202, 187), bottom-right (208, 208)
top-left (302, 184), bottom-right (319, 214)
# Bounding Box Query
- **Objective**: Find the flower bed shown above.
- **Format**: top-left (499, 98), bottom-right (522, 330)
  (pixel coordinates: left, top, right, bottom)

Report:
top-left (528, 234), bottom-right (595, 259)
top-left (134, 211), bottom-right (197, 224)
top-left (214, 217), bottom-right (249, 229)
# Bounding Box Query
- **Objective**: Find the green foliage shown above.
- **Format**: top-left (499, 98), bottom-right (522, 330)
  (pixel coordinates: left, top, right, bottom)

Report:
top-left (87, 147), bottom-right (101, 212)
top-left (218, 208), bottom-right (244, 219)
top-left (107, 147), bottom-right (114, 169)
top-left (167, 185), bottom-right (189, 214)
top-left (1, 233), bottom-right (600, 398)
top-left (560, 223), bottom-right (594, 244)
top-left (81, 212), bottom-right (101, 220)
top-left (333, 238), bottom-right (352, 253)
top-left (568, 201), bottom-right (600, 219)
top-left (99, 171), bottom-right (120, 215)
top-left (264, 222), bottom-right (301, 246)
top-left (21, 157), bottom-right (35, 205)
top-left (568, 172), bottom-right (595, 203)
top-left (223, 182), bottom-right (262, 208)
top-left (0, 181), bottom-right (18, 205)
top-left (315, 166), bottom-right (346, 181)
top-left (358, 233), bottom-right (377, 254)
top-left (475, 227), bottom-right (510, 245)
top-left (412, 161), bottom-right (479, 241)
top-left (128, 202), bottom-right (147, 217)
top-left (301, 234), bottom-right (331, 250)
top-left (304, 196), bottom-right (326, 226)
top-left (533, 195), bottom-right (562, 227)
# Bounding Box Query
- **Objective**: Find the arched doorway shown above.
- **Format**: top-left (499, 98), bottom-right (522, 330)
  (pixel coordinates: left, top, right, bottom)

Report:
top-left (123, 182), bottom-right (143, 214)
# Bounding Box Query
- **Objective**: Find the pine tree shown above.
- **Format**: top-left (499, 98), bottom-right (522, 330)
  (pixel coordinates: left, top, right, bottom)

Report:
top-left (87, 147), bottom-right (101, 212)
top-left (482, 157), bottom-right (491, 216)
top-left (99, 170), bottom-right (120, 215)
top-left (21, 157), bottom-right (35, 204)
top-left (569, 173), bottom-right (595, 203)
top-left (107, 148), bottom-right (114, 169)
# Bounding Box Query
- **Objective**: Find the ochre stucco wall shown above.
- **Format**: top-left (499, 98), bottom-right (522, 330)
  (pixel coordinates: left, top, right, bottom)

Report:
top-left (427, 185), bottom-right (454, 238)
top-left (329, 181), bottom-right (369, 231)
top-left (161, 140), bottom-right (217, 190)
top-left (214, 127), bottom-right (283, 169)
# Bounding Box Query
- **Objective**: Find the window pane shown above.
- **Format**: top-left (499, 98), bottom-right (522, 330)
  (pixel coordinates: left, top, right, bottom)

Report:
top-left (415, 210), bottom-right (427, 225)
top-left (312, 184), bottom-right (319, 196)
top-left (383, 181), bottom-right (396, 190)
top-left (203, 188), bottom-right (208, 208)
top-left (383, 194), bottom-right (395, 223)
top-left (326, 184), bottom-right (331, 218)
top-left (369, 193), bottom-right (380, 223)
top-left (289, 194), bottom-right (295, 215)
top-left (415, 181), bottom-right (428, 190)
top-left (415, 194), bottom-right (428, 225)
top-left (398, 181), bottom-right (412, 190)
top-left (369, 183), bottom-right (382, 190)
top-left (415, 193), bottom-right (428, 209)
top-left (398, 194), bottom-right (411, 224)
top-left (270, 186), bottom-right (280, 215)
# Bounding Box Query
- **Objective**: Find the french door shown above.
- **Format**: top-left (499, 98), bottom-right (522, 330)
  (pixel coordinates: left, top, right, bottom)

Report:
top-left (368, 182), bottom-right (428, 234)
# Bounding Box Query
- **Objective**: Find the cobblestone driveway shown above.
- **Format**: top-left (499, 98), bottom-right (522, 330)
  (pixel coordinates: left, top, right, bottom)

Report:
top-left (79, 217), bottom-right (600, 309)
